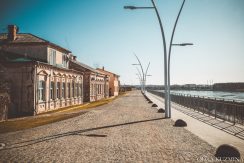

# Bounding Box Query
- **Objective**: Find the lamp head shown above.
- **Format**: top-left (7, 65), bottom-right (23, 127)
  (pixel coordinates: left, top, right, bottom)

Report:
top-left (124, 6), bottom-right (137, 10)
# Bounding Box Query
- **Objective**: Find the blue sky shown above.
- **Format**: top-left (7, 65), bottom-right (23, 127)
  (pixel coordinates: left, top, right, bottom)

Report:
top-left (1, 0), bottom-right (244, 85)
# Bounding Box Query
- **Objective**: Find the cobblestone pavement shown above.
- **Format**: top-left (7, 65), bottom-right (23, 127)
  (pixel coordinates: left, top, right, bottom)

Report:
top-left (0, 91), bottom-right (217, 162)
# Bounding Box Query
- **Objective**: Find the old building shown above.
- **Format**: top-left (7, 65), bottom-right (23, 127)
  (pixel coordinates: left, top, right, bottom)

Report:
top-left (97, 67), bottom-right (120, 96)
top-left (0, 25), bottom-right (83, 117)
top-left (69, 60), bottom-right (109, 102)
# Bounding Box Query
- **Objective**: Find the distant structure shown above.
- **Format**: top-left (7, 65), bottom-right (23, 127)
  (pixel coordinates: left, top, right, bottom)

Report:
top-left (96, 67), bottom-right (120, 97)
top-left (147, 84), bottom-right (212, 91)
top-left (0, 25), bottom-right (118, 119)
top-left (120, 85), bottom-right (136, 92)
top-left (213, 83), bottom-right (244, 92)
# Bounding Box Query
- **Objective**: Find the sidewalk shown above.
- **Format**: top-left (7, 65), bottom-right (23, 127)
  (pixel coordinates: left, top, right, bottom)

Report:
top-left (146, 91), bottom-right (244, 156)
top-left (0, 90), bottom-right (217, 162)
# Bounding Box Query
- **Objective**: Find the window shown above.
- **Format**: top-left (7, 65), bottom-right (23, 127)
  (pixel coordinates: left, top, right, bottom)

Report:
top-left (67, 83), bottom-right (70, 98)
top-left (50, 82), bottom-right (54, 100)
top-left (62, 82), bottom-right (65, 98)
top-left (57, 82), bottom-right (60, 99)
top-left (98, 85), bottom-right (100, 94)
top-left (49, 49), bottom-right (56, 65)
top-left (72, 81), bottom-right (75, 97)
top-left (76, 83), bottom-right (79, 97)
top-left (80, 84), bottom-right (83, 96)
top-left (38, 81), bottom-right (45, 101)
top-left (99, 84), bottom-right (102, 94)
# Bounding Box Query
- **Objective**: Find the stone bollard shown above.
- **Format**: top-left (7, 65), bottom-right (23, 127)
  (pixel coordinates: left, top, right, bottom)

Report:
top-left (215, 144), bottom-right (240, 160)
top-left (152, 104), bottom-right (158, 107)
top-left (158, 108), bottom-right (165, 113)
top-left (174, 119), bottom-right (187, 127)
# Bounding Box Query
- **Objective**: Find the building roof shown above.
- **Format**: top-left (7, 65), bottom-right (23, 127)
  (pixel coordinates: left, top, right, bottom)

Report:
top-left (0, 50), bottom-right (83, 75)
top-left (0, 49), bottom-right (43, 63)
top-left (70, 60), bottom-right (106, 76)
top-left (96, 68), bottom-right (120, 77)
top-left (0, 33), bottom-right (71, 53)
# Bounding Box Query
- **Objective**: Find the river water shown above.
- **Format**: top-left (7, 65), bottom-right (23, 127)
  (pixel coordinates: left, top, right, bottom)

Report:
top-left (155, 90), bottom-right (244, 103)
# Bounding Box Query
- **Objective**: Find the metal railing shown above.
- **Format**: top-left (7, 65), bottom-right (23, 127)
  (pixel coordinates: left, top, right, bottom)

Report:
top-left (148, 90), bottom-right (244, 125)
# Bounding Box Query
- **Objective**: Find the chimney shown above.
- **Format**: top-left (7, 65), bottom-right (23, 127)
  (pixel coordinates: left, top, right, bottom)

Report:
top-left (8, 25), bottom-right (18, 41)
top-left (102, 66), bottom-right (104, 70)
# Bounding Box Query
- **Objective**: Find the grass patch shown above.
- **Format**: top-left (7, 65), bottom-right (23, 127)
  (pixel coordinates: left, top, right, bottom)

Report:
top-left (0, 94), bottom-right (126, 134)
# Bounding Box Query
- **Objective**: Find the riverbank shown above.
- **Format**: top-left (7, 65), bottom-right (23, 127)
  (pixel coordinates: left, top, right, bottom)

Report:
top-left (153, 89), bottom-right (244, 102)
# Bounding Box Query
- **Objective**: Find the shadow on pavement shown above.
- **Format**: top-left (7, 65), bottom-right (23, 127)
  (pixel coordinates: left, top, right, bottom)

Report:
top-left (173, 104), bottom-right (244, 140)
top-left (1, 117), bottom-right (166, 150)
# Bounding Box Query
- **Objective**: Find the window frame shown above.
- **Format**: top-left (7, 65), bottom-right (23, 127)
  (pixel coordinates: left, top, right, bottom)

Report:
top-left (38, 80), bottom-right (45, 101)
top-left (50, 81), bottom-right (55, 100)
top-left (49, 49), bottom-right (56, 65)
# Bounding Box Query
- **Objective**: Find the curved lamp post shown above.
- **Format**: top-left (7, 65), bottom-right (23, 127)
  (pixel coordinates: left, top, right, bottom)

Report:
top-left (168, 0), bottom-right (186, 117)
top-left (168, 42), bottom-right (193, 117)
top-left (124, 0), bottom-right (188, 118)
top-left (134, 54), bottom-right (145, 93)
top-left (132, 63), bottom-right (144, 92)
top-left (125, 0), bottom-right (169, 117)
top-left (136, 73), bottom-right (143, 90)
top-left (144, 62), bottom-right (151, 92)
top-left (132, 54), bottom-right (150, 93)
top-left (135, 67), bottom-right (143, 91)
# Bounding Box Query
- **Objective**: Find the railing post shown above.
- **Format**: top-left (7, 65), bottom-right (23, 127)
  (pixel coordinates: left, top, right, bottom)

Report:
top-left (214, 98), bottom-right (217, 119)
top-left (233, 100), bottom-right (236, 125)
top-left (202, 96), bottom-right (205, 114)
top-left (197, 96), bottom-right (200, 112)
top-left (223, 99), bottom-right (225, 121)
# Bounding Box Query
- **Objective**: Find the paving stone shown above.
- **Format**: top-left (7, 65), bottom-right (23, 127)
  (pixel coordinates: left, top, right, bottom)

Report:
top-left (0, 91), bottom-right (216, 162)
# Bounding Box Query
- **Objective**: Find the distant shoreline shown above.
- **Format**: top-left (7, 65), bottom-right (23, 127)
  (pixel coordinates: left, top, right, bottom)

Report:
top-left (154, 89), bottom-right (244, 93)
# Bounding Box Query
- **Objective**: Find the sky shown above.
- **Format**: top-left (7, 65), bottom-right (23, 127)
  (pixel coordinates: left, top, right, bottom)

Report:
top-left (1, 0), bottom-right (244, 85)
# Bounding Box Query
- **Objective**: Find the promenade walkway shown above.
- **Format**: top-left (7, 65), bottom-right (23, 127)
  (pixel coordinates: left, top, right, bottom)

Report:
top-left (0, 91), bottom-right (218, 162)
top-left (146, 91), bottom-right (244, 157)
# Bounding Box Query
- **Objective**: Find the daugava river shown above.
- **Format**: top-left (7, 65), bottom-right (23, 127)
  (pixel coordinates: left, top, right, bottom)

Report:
top-left (155, 90), bottom-right (244, 103)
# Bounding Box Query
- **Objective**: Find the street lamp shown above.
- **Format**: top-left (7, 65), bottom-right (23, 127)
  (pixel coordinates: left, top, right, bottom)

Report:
top-left (136, 73), bottom-right (143, 90)
top-left (135, 67), bottom-right (143, 91)
top-left (144, 62), bottom-right (151, 92)
top-left (132, 64), bottom-right (143, 92)
top-left (171, 43), bottom-right (193, 46)
top-left (125, 0), bottom-right (170, 117)
top-left (132, 54), bottom-right (148, 93)
top-left (124, 0), bottom-right (188, 118)
top-left (124, 6), bottom-right (154, 10)
top-left (145, 74), bottom-right (152, 91)
top-left (168, 42), bottom-right (193, 117)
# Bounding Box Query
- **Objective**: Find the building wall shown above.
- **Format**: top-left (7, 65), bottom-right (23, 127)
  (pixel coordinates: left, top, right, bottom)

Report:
top-left (114, 78), bottom-right (119, 96)
top-left (1, 44), bottom-right (48, 62)
top-left (1, 62), bottom-right (36, 117)
top-left (0, 62), bottom-right (83, 117)
top-left (69, 62), bottom-right (108, 102)
top-left (90, 75), bottom-right (105, 101)
top-left (96, 69), bottom-right (120, 97)
top-left (36, 64), bottom-right (83, 114)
